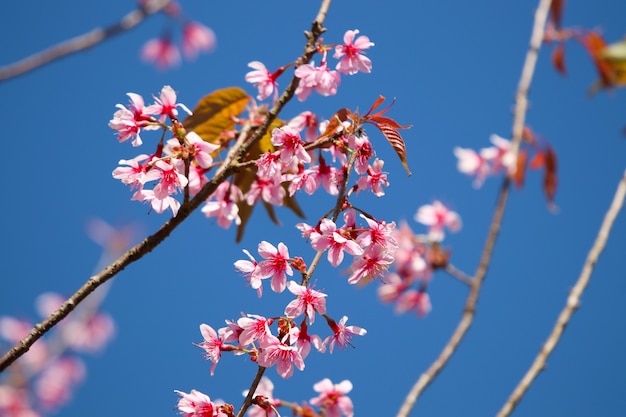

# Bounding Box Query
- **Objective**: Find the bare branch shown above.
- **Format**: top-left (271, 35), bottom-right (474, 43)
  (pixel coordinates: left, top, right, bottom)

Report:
top-left (396, 0), bottom-right (553, 415)
top-left (496, 169), bottom-right (626, 417)
top-left (0, 0), bottom-right (173, 82)
top-left (444, 264), bottom-right (473, 286)
top-left (0, 0), bottom-right (333, 373)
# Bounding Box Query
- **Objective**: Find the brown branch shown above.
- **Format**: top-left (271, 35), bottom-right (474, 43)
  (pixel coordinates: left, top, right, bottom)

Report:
top-left (0, 0), bottom-right (333, 374)
top-left (0, 0), bottom-right (173, 82)
top-left (395, 0), bottom-right (553, 416)
top-left (496, 169), bottom-right (626, 417)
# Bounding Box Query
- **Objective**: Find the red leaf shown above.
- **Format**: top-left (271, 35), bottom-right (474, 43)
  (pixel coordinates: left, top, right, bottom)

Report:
top-left (552, 43), bottom-right (567, 75)
top-left (543, 146), bottom-right (558, 205)
top-left (529, 151), bottom-right (545, 170)
top-left (320, 108), bottom-right (352, 139)
top-left (376, 124), bottom-right (411, 176)
top-left (550, 0), bottom-right (566, 29)
top-left (513, 150), bottom-right (528, 188)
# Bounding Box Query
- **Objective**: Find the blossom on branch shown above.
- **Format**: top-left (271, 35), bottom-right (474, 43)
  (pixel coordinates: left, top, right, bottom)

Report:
top-left (415, 201), bottom-right (461, 242)
top-left (334, 29), bottom-right (374, 75)
top-left (310, 378), bottom-right (354, 417)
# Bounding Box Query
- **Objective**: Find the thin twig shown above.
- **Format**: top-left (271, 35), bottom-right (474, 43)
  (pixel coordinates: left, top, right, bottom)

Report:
top-left (0, 0), bottom-right (172, 82)
top-left (396, 1), bottom-right (553, 416)
top-left (0, 0), bottom-right (333, 374)
top-left (236, 366), bottom-right (267, 417)
top-left (444, 264), bottom-right (473, 286)
top-left (496, 169), bottom-right (626, 417)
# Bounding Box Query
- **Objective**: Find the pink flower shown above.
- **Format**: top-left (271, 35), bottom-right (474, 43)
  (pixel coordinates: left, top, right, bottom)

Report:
top-left (141, 36), bottom-right (181, 69)
top-left (288, 111), bottom-right (320, 143)
top-left (271, 126), bottom-right (311, 164)
top-left (182, 21), bottom-right (216, 59)
top-left (201, 181), bottom-right (243, 228)
top-left (35, 357), bottom-right (85, 411)
top-left (174, 389), bottom-right (215, 417)
top-left (134, 189), bottom-right (181, 216)
top-left (415, 201), bottom-right (461, 241)
top-left (348, 244), bottom-right (395, 285)
top-left (334, 29), bottom-right (374, 75)
top-left (294, 321), bottom-right (325, 359)
top-left (112, 154), bottom-right (150, 188)
top-left (294, 56), bottom-right (341, 101)
top-left (396, 290), bottom-right (431, 316)
top-left (356, 158), bottom-right (389, 196)
top-left (234, 249), bottom-right (262, 297)
top-left (237, 314), bottom-right (271, 346)
top-left (284, 281), bottom-right (327, 324)
top-left (60, 312), bottom-right (115, 353)
top-left (245, 175), bottom-right (285, 207)
top-left (349, 134), bottom-right (374, 175)
top-left (245, 61), bottom-right (279, 102)
top-left (484, 134), bottom-right (517, 176)
top-left (453, 146), bottom-right (490, 188)
top-left (196, 323), bottom-right (227, 375)
top-left (311, 219), bottom-right (363, 267)
top-left (144, 85), bottom-right (192, 122)
top-left (257, 334), bottom-right (305, 378)
top-left (309, 156), bottom-right (340, 195)
top-left (323, 316), bottom-right (367, 353)
top-left (253, 241), bottom-right (293, 293)
top-left (310, 378), bottom-right (354, 417)
top-left (109, 93), bottom-right (156, 147)
top-left (165, 131), bottom-right (218, 169)
top-left (355, 215), bottom-right (398, 251)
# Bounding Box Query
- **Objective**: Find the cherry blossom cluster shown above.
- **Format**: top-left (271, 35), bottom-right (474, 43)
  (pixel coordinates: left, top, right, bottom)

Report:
top-left (0, 294), bottom-right (114, 417)
top-left (454, 134), bottom-right (517, 188)
top-left (245, 29), bottom-right (374, 102)
top-left (139, 0), bottom-right (216, 69)
top-left (378, 201), bottom-right (462, 316)
top-left (175, 376), bottom-right (354, 417)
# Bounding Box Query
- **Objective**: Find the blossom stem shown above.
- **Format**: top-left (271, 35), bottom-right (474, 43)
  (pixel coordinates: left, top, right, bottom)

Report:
top-left (0, 0), bottom-right (174, 82)
top-left (444, 264), bottom-right (473, 286)
top-left (236, 365), bottom-right (267, 417)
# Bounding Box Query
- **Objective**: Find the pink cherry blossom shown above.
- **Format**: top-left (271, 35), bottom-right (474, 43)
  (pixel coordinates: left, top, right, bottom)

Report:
top-left (310, 156), bottom-right (340, 195)
top-left (141, 36), bottom-right (181, 69)
top-left (348, 244), bottom-right (395, 285)
top-left (311, 219), bottom-right (363, 267)
top-left (288, 111), bottom-right (320, 142)
top-left (245, 175), bottom-right (285, 207)
top-left (271, 126), bottom-right (311, 165)
top-left (257, 334), bottom-right (305, 378)
top-left (453, 146), bottom-right (490, 188)
top-left (356, 215), bottom-right (398, 251)
top-left (181, 21), bottom-right (216, 59)
top-left (254, 241), bottom-right (293, 293)
top-left (415, 201), bottom-right (461, 241)
top-left (234, 249), bottom-right (262, 297)
top-left (284, 281), bottom-right (327, 324)
top-left (109, 93), bottom-right (156, 147)
top-left (112, 154), bottom-right (150, 189)
top-left (237, 314), bottom-right (271, 346)
top-left (35, 357), bottom-right (85, 411)
top-left (196, 323), bottom-right (227, 375)
top-left (134, 189), bottom-right (181, 216)
top-left (0, 385), bottom-right (38, 417)
top-left (323, 316), bottom-right (367, 353)
top-left (356, 158), bottom-right (389, 196)
top-left (294, 321), bottom-right (325, 359)
top-left (201, 181), bottom-right (243, 228)
top-left (144, 85), bottom-right (192, 122)
top-left (310, 378), bottom-right (354, 417)
top-left (174, 389), bottom-right (215, 417)
top-left (60, 312), bottom-right (115, 353)
top-left (283, 165), bottom-right (318, 196)
top-left (334, 29), bottom-right (374, 75)
top-left (245, 61), bottom-right (279, 102)
top-left (396, 290), bottom-right (432, 316)
top-left (165, 132), bottom-right (219, 169)
top-left (349, 134), bottom-right (374, 175)
top-left (485, 134), bottom-right (517, 176)
top-left (294, 56), bottom-right (341, 101)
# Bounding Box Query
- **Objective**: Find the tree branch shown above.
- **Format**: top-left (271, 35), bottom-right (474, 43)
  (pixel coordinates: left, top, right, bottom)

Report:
top-left (496, 169), bottom-right (626, 417)
top-left (0, 0), bottom-right (333, 374)
top-left (0, 0), bottom-right (172, 82)
top-left (395, 0), bottom-right (553, 415)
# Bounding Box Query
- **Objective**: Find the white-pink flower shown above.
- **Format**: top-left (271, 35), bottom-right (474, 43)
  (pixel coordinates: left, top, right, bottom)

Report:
top-left (253, 241), bottom-right (293, 293)
top-left (174, 389), bottom-right (215, 417)
top-left (196, 323), bottom-right (226, 375)
top-left (202, 181), bottom-right (243, 229)
top-left (334, 29), bottom-right (374, 75)
top-left (356, 158), bottom-right (389, 196)
top-left (294, 57), bottom-right (341, 101)
top-left (144, 85), bottom-right (192, 122)
top-left (310, 219), bottom-right (363, 267)
top-left (234, 249), bottom-right (262, 297)
top-left (141, 37), bottom-right (181, 69)
top-left (454, 146), bottom-right (490, 188)
top-left (181, 21), bottom-right (216, 59)
top-left (245, 61), bottom-right (279, 102)
top-left (257, 334), bottom-right (305, 378)
top-left (310, 378), bottom-right (354, 417)
top-left (284, 281), bottom-right (327, 324)
top-left (237, 314), bottom-right (271, 346)
top-left (415, 201), bottom-right (461, 241)
top-left (271, 126), bottom-right (311, 164)
top-left (323, 316), bottom-right (367, 353)
top-left (348, 244), bottom-right (395, 285)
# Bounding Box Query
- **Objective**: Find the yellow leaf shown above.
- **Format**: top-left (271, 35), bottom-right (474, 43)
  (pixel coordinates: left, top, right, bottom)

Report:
top-left (182, 87), bottom-right (249, 144)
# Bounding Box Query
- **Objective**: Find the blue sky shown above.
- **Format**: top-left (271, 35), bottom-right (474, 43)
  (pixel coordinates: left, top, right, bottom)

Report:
top-left (1, 1), bottom-right (625, 416)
